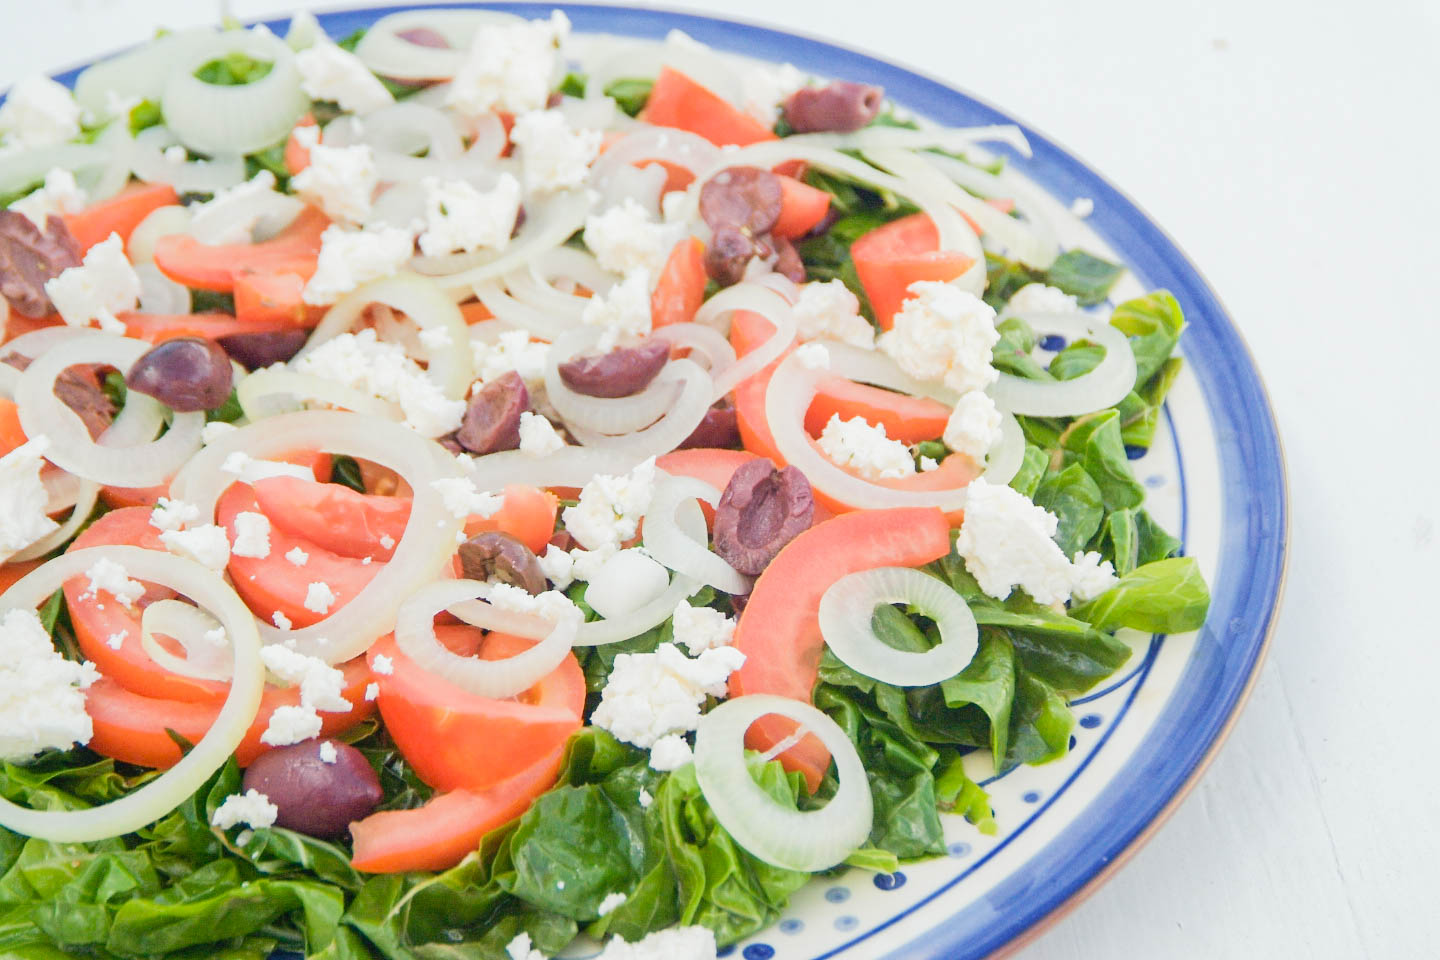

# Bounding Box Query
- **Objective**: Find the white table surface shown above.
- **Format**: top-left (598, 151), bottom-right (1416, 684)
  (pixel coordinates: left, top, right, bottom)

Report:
top-left (5, 1), bottom-right (1437, 957)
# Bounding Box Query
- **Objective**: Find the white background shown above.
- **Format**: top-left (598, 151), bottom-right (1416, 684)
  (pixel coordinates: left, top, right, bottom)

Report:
top-left (3, 0), bottom-right (1437, 957)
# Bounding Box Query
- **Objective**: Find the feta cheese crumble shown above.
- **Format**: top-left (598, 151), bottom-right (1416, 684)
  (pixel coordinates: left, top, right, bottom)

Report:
top-left (471, 329), bottom-right (549, 388)
top-left (221, 452), bottom-right (314, 485)
top-left (817, 413), bottom-right (915, 480)
top-left (364, 682), bottom-right (379, 701)
top-left (292, 328), bottom-right (466, 436)
top-left (518, 411), bottom-right (565, 456)
top-left (594, 926), bottom-right (718, 959)
top-left (561, 457), bottom-right (657, 552)
top-left (302, 224), bottom-right (414, 306)
top-left (0, 75), bottom-right (81, 149)
top-left (260, 645), bottom-right (352, 712)
top-left (149, 497), bottom-right (202, 534)
top-left (597, 892), bottom-right (629, 917)
top-left (231, 511), bottom-right (272, 559)
top-left (431, 476), bottom-right (504, 520)
top-left (670, 603), bottom-right (735, 655)
top-left (919, 455), bottom-right (940, 472)
top-left (1004, 282), bottom-right (1079, 315)
top-left (878, 281), bottom-right (1000, 395)
top-left (418, 173), bottom-right (522, 256)
top-left (591, 643), bottom-right (746, 749)
top-left (0, 609), bottom-right (99, 761)
top-left (159, 524), bottom-right (231, 571)
top-left (954, 477), bottom-right (1119, 605)
top-left (740, 60), bottom-right (807, 126)
top-left (272, 611), bottom-right (293, 631)
top-left (81, 557), bottom-right (145, 608)
top-left (943, 390), bottom-right (1003, 462)
top-left (537, 544), bottom-right (575, 590)
top-left (303, 582), bottom-right (336, 615)
top-left (580, 268), bottom-right (651, 351)
top-left (295, 38), bottom-right (394, 114)
top-left (371, 654), bottom-right (393, 675)
top-left (510, 109), bottom-right (603, 194)
top-left (188, 170), bottom-right (301, 246)
top-left (291, 143), bottom-right (379, 224)
top-left (0, 437), bottom-right (59, 563)
top-left (583, 198), bottom-right (685, 276)
top-left (285, 546), bottom-right (309, 567)
top-left (505, 932), bottom-right (546, 960)
top-left (794, 341), bottom-right (831, 370)
top-left (447, 11), bottom-right (570, 115)
top-left (9, 167), bottom-right (86, 229)
top-left (318, 740), bottom-right (339, 764)
top-left (210, 789), bottom-right (279, 830)
top-left (792, 279), bottom-right (875, 349)
top-left (44, 233), bottom-right (141, 334)
top-left (106, 631), bottom-right (127, 650)
top-left (648, 733), bottom-right (693, 772)
top-left (260, 705), bottom-right (323, 746)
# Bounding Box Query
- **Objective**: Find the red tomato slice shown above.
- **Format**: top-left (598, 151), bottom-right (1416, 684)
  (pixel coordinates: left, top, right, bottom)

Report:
top-left (730, 507), bottom-right (953, 791)
top-left (349, 743), bottom-right (566, 873)
top-left (61, 182), bottom-right (180, 255)
top-left (640, 67), bottom-right (779, 147)
top-left (253, 476), bottom-right (409, 561)
top-left (284, 113), bottom-right (318, 175)
top-left (118, 312), bottom-right (298, 345)
top-left (153, 206), bottom-right (329, 293)
top-left (656, 447), bottom-right (759, 525)
top-left (86, 658), bottom-right (374, 769)
top-left (234, 271), bottom-right (327, 327)
top-left (772, 176), bottom-right (832, 240)
top-left (463, 484), bottom-right (559, 556)
top-left (0, 397), bottom-right (26, 456)
top-left (650, 236), bottom-right (707, 328)
top-left (0, 558), bottom-right (42, 595)
top-left (367, 628), bottom-right (584, 793)
top-left (850, 213), bottom-right (975, 330)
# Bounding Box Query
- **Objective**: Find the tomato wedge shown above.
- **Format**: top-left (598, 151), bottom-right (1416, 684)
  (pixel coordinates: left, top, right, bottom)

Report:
top-left (850, 213), bottom-right (975, 329)
top-left (62, 182), bottom-right (180, 255)
top-left (651, 236), bottom-right (707, 328)
top-left (640, 67), bottom-right (779, 147)
top-left (86, 658), bottom-right (374, 769)
top-left (349, 744), bottom-right (566, 874)
top-left (0, 397), bottom-right (26, 455)
top-left (463, 484), bottom-right (559, 556)
top-left (284, 114), bottom-right (318, 175)
top-left (153, 206), bottom-right (329, 293)
top-left (119, 312), bottom-right (298, 345)
top-left (234, 271), bottom-right (326, 327)
top-left (772, 176), bottom-right (832, 240)
top-left (0, 558), bottom-right (42, 595)
top-left (253, 476), bottom-right (409, 562)
top-left (367, 628), bottom-right (584, 793)
top-left (730, 507), bottom-right (953, 791)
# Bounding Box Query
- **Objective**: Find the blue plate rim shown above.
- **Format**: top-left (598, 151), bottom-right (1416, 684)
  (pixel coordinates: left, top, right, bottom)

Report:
top-left (32, 5), bottom-right (1290, 958)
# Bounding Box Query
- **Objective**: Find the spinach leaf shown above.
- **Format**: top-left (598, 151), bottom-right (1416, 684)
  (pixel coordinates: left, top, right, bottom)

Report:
top-left (1032, 463), bottom-right (1105, 556)
top-left (1004, 669), bottom-right (1074, 770)
top-left (1042, 249), bottom-right (1124, 306)
top-left (1059, 409), bottom-right (1145, 510)
top-left (194, 53), bottom-right (274, 86)
top-left (602, 78), bottom-right (653, 117)
top-left (1048, 341), bottom-right (1105, 381)
top-left (1008, 445), bottom-right (1048, 498)
top-left (327, 455), bottom-right (368, 494)
top-left (1110, 290), bottom-right (1185, 386)
top-left (558, 72), bottom-right (587, 98)
top-left (938, 630), bottom-right (1016, 765)
top-left (1071, 557), bottom-right (1210, 634)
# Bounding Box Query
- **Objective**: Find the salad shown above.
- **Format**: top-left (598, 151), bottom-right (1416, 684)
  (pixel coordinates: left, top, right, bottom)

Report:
top-left (0, 8), bottom-right (1210, 960)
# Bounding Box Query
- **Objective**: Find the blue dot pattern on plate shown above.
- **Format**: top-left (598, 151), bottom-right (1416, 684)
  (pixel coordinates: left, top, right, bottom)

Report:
top-left (1146, 473), bottom-right (1166, 488)
top-left (874, 871), bottom-right (907, 891)
top-left (824, 886), bottom-right (851, 903)
top-left (717, 947), bottom-right (736, 958)
top-left (1124, 444), bottom-right (1148, 460)
top-left (835, 915), bottom-right (859, 931)
top-left (1038, 334), bottom-right (1067, 351)
top-left (742, 945), bottom-right (775, 960)
top-left (779, 919), bottom-right (804, 934)
top-left (948, 841), bottom-right (972, 857)
top-left (1023, 791), bottom-right (1041, 804)
top-left (1080, 714), bottom-right (1103, 729)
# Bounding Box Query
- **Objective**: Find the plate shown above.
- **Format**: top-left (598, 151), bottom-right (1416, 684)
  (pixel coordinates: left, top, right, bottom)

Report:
top-left (45, 5), bottom-right (1289, 958)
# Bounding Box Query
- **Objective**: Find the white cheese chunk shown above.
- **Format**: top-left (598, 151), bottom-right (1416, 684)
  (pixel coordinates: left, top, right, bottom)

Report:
top-left (580, 268), bottom-right (651, 351)
top-left (210, 789), bottom-right (279, 830)
top-left (291, 143), bottom-right (380, 224)
top-left (259, 704), bottom-right (323, 746)
top-left (44, 233), bottom-right (141, 334)
top-left (943, 390), bottom-right (1003, 463)
top-left (471, 329), bottom-right (549, 387)
top-left (318, 740), bottom-right (338, 764)
top-left (590, 643), bottom-right (745, 749)
top-left (291, 328), bottom-right (465, 436)
top-left (510, 108), bottom-right (602, 194)
top-left (518, 411), bottom-right (565, 457)
top-left (81, 557), bottom-right (144, 608)
top-left (648, 732), bottom-right (693, 772)
top-left (231, 511), bottom-right (272, 559)
top-left (418, 173), bottom-right (521, 256)
top-left (0, 609), bottom-right (99, 761)
top-left (149, 497), bottom-right (201, 534)
top-left (593, 925), bottom-right (718, 959)
top-left (670, 603), bottom-right (735, 655)
top-left (817, 413), bottom-right (915, 480)
top-left (303, 581), bottom-right (336, 615)
top-left (537, 543), bottom-right (575, 590)
top-left (296, 38), bottom-right (394, 114)
top-left (560, 456), bottom-right (656, 552)
top-left (878, 281), bottom-right (999, 395)
top-left (793, 279), bottom-right (875, 349)
top-left (188, 170), bottom-right (300, 246)
top-left (302, 224), bottom-right (414, 306)
top-left (159, 523), bottom-right (231, 571)
top-left (285, 546), bottom-right (309, 567)
top-left (446, 11), bottom-right (570, 115)
top-left (0, 75), bottom-right (81, 149)
top-left (9, 167), bottom-right (86, 229)
top-left (1004, 282), bottom-right (1078, 315)
top-left (583, 198), bottom-right (684, 277)
top-left (260, 644), bottom-right (351, 712)
top-left (0, 437), bottom-right (59, 563)
top-left (430, 476), bottom-right (504, 521)
top-left (739, 60), bottom-right (807, 127)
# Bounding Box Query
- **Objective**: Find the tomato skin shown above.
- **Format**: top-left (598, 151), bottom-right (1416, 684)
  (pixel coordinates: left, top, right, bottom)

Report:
top-left (656, 448), bottom-right (759, 526)
top-left (118, 312), bottom-right (298, 345)
top-left (0, 397), bottom-right (26, 455)
top-left (367, 629), bottom-right (584, 793)
top-left (153, 206), bottom-right (329, 293)
top-left (86, 658), bottom-right (375, 769)
top-left (284, 114), bottom-right (317, 175)
top-left (62, 182), bottom-right (180, 255)
top-left (650, 236), bottom-right (707, 328)
top-left (463, 484), bottom-right (559, 556)
top-left (253, 476), bottom-right (409, 561)
top-left (850, 213), bottom-right (975, 329)
top-left (640, 67), bottom-right (779, 147)
top-left (772, 176), bottom-right (832, 240)
top-left (729, 507), bottom-right (953, 791)
top-left (349, 744), bottom-right (566, 873)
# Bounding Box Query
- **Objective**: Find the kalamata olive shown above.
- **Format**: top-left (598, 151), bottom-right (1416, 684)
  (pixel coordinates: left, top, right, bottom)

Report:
top-left (772, 235), bottom-right (806, 283)
top-left (558, 338), bottom-right (670, 398)
top-left (396, 26), bottom-right (449, 47)
top-left (713, 459), bottom-right (814, 575)
top-left (699, 167), bottom-right (783, 236)
top-left (5, 354), bottom-right (118, 439)
top-left (782, 81), bottom-right (885, 134)
top-left (242, 739), bottom-right (382, 838)
top-left (217, 328), bottom-right (310, 371)
top-left (704, 225), bottom-right (764, 287)
top-left (125, 337), bottom-right (233, 412)
top-left (456, 371), bottom-right (528, 454)
top-left (458, 531), bottom-right (546, 595)
top-left (678, 404), bottom-right (740, 449)
top-left (0, 210), bottom-right (80, 318)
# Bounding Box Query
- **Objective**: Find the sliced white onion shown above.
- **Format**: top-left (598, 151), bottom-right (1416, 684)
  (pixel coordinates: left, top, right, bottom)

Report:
top-left (139, 598), bottom-right (232, 682)
top-left (989, 312), bottom-right (1137, 417)
top-left (370, 303), bottom-right (425, 356)
top-left (396, 579), bottom-right (578, 698)
top-left (564, 358), bottom-right (711, 456)
top-left (460, 444), bottom-right (651, 496)
top-left (73, 27), bottom-right (219, 118)
top-left (650, 322), bottom-right (736, 376)
top-left (821, 343), bottom-right (958, 406)
top-left (353, 9), bottom-right (523, 81)
top-left (694, 694), bottom-right (873, 871)
top-left (586, 33), bottom-right (742, 110)
top-left (127, 205), bottom-right (193, 265)
top-left (865, 147), bottom-right (1057, 270)
top-left (0, 143), bottom-right (111, 198)
top-left (16, 333), bottom-right (205, 488)
top-left (169, 410), bottom-right (465, 664)
top-left (135, 263), bottom-right (191, 315)
top-left (643, 473), bottom-right (752, 595)
top-left (322, 103), bottom-right (497, 184)
top-left (0, 545), bottom-right (263, 842)
top-left (694, 283), bottom-right (797, 401)
top-left (472, 279), bottom-right (577, 342)
top-left (818, 567), bottom-right (978, 687)
top-left (0, 325), bottom-right (87, 362)
top-left (983, 411), bottom-right (1025, 486)
top-left (503, 269), bottom-right (592, 325)
top-left (161, 29), bottom-right (310, 156)
top-left (236, 367), bottom-right (402, 422)
top-left (923, 151), bottom-right (1061, 271)
top-left (127, 126), bottom-right (248, 194)
top-left (532, 246), bottom-right (616, 296)
top-left (589, 125), bottom-right (720, 219)
top-left (412, 189), bottom-right (593, 292)
top-left (765, 350), bottom-right (968, 512)
top-left (88, 122), bottom-right (137, 204)
top-left (299, 273), bottom-right (473, 400)
top-left (787, 123), bottom-right (1032, 159)
top-left (366, 181), bottom-right (428, 234)
top-left (543, 327), bottom-right (681, 435)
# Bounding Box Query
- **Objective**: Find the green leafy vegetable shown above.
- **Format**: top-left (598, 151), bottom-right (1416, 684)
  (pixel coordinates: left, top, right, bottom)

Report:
top-left (1072, 557), bottom-right (1211, 633)
top-left (1042, 249), bottom-right (1125, 306)
top-left (603, 78), bottom-right (653, 117)
top-left (194, 54), bottom-right (274, 86)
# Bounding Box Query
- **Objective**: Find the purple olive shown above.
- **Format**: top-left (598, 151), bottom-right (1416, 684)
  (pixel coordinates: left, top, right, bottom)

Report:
top-left (704, 225), bottom-right (765, 288)
top-left (678, 405), bottom-right (740, 449)
top-left (558, 338), bottom-right (670, 398)
top-left (242, 739), bottom-right (382, 839)
top-left (0, 210), bottom-right (81, 318)
top-left (699, 167), bottom-right (783, 235)
top-left (456, 371), bottom-right (528, 454)
top-left (216, 329), bottom-right (309, 371)
top-left (782, 82), bottom-right (885, 134)
top-left (713, 459), bottom-right (814, 575)
top-left (772, 235), bottom-right (806, 283)
top-left (459, 531), bottom-right (546, 594)
top-left (125, 337), bottom-right (233, 412)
